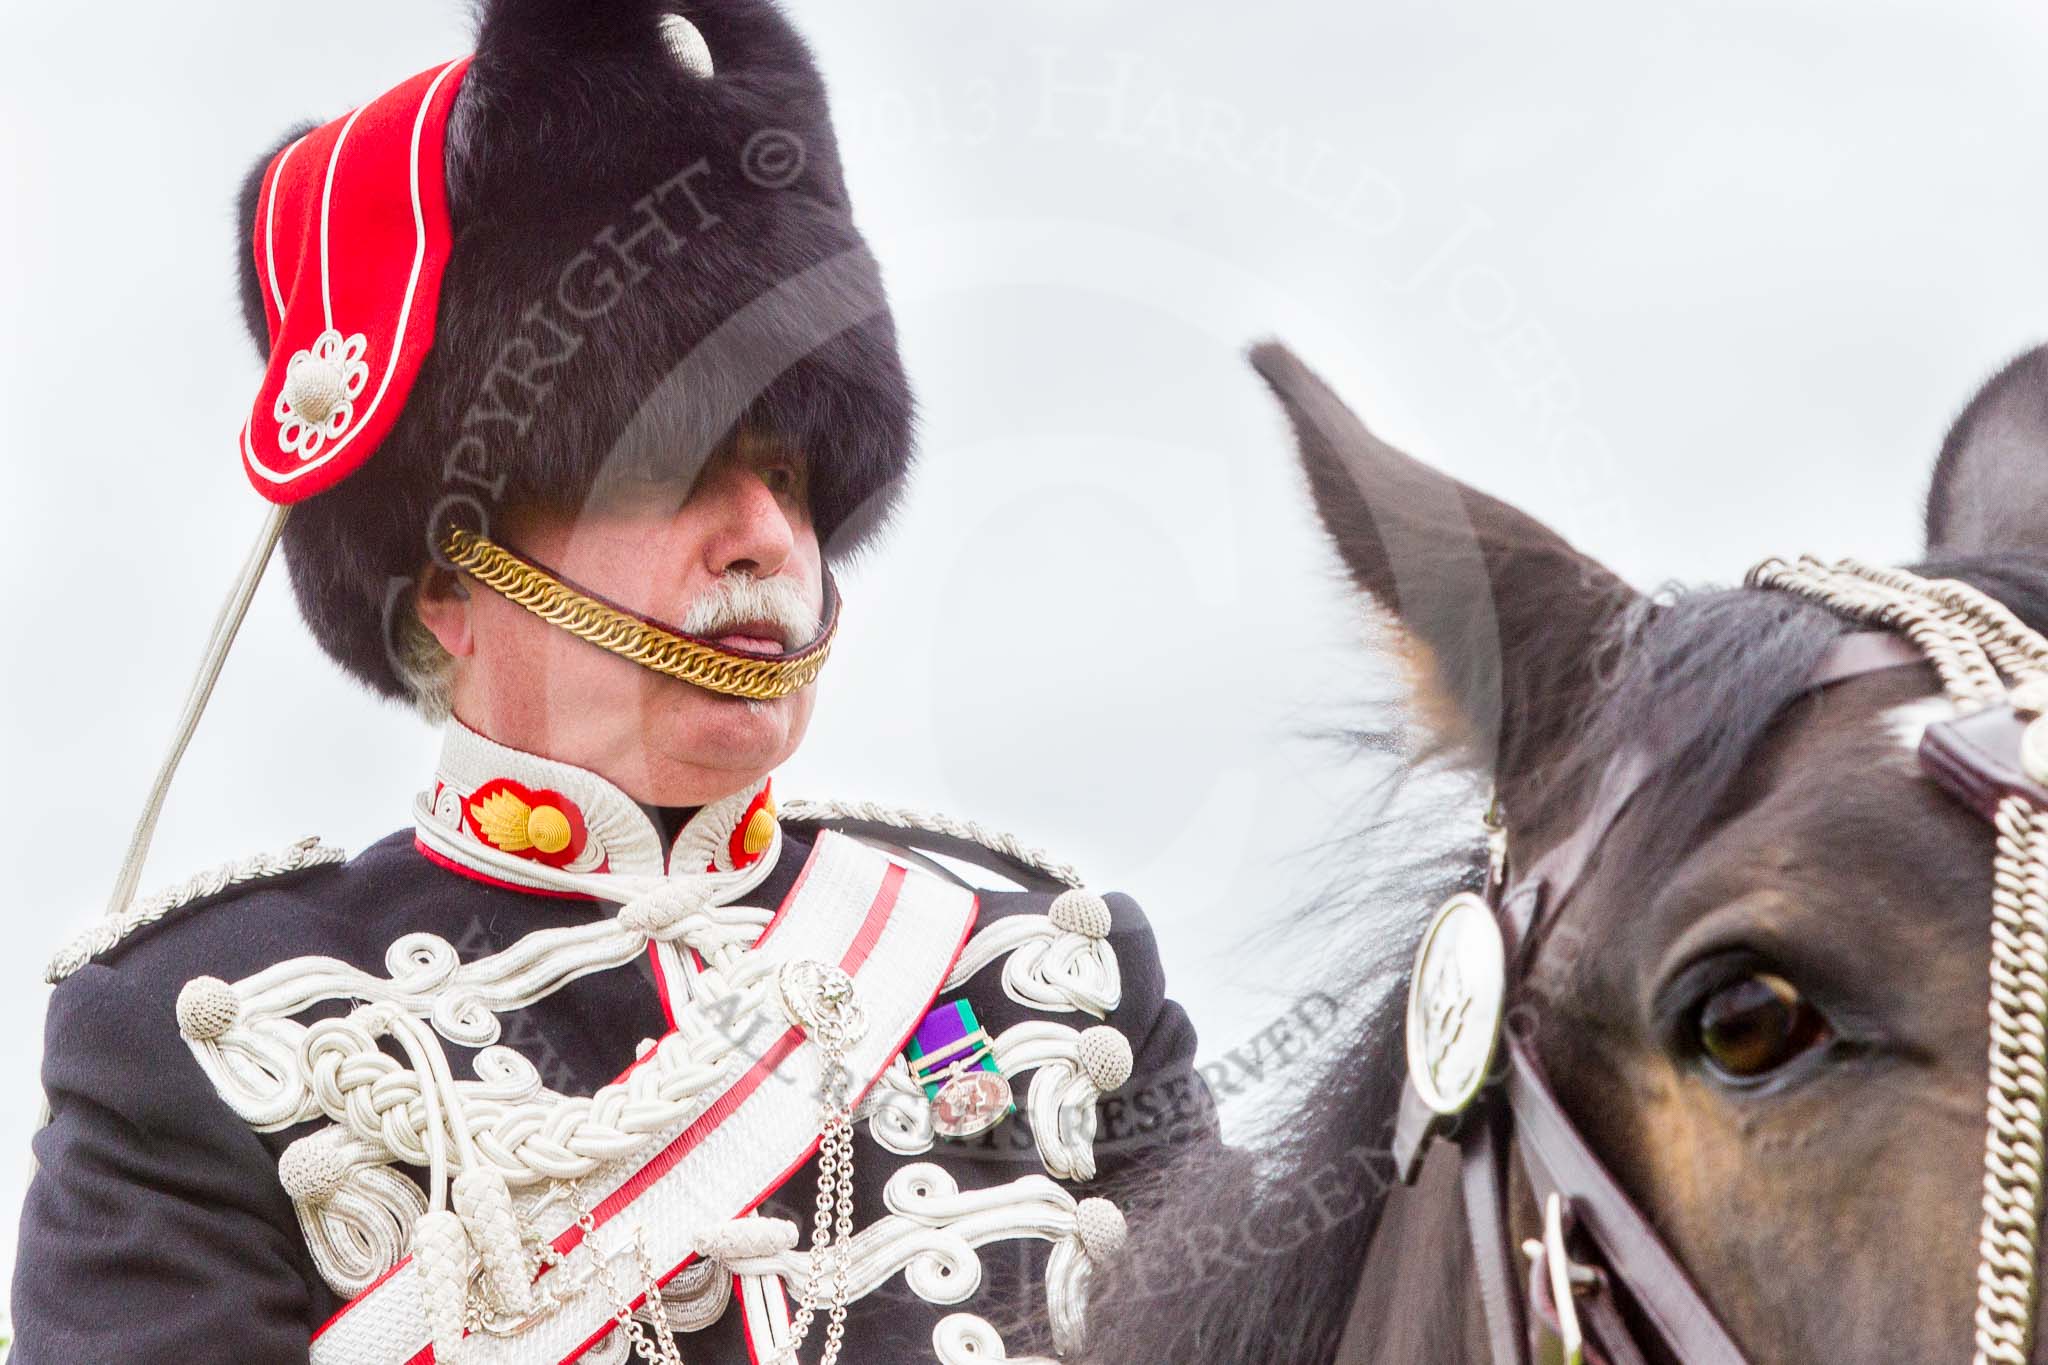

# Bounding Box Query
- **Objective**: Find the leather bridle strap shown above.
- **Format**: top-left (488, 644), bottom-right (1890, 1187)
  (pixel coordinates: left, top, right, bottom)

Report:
top-left (1371, 629), bottom-right (1929, 1365)
top-left (1459, 1106), bottom-right (1525, 1365)
top-left (1493, 630), bottom-right (1927, 1365)
top-left (1503, 629), bottom-right (1932, 972)
top-left (1502, 1035), bottom-right (1743, 1363)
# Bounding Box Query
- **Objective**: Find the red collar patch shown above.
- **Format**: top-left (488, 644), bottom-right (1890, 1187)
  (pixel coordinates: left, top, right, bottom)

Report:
top-left (726, 782), bottom-right (777, 872)
top-left (463, 777), bottom-right (591, 870)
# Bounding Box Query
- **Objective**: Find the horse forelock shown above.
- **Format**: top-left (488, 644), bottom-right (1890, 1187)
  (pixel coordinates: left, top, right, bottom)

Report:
top-left (1545, 555), bottom-right (2048, 921)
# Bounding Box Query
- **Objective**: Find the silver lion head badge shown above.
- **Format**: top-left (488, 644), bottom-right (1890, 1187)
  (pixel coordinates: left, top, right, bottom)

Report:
top-left (1406, 892), bottom-right (1508, 1114)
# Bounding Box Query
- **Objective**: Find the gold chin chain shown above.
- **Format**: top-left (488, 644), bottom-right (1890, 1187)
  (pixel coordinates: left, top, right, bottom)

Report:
top-left (439, 527), bottom-right (835, 702)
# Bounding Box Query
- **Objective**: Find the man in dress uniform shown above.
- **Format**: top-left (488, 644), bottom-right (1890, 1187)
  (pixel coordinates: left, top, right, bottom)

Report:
top-left (10, 3), bottom-right (1206, 1361)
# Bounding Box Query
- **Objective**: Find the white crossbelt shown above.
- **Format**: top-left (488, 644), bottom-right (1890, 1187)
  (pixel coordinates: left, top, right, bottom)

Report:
top-left (309, 832), bottom-right (979, 1365)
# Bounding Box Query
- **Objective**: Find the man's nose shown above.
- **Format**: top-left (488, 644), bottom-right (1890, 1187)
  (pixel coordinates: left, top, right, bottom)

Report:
top-left (700, 466), bottom-right (796, 579)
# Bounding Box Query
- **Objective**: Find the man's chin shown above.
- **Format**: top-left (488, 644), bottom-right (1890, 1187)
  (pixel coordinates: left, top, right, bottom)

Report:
top-left (679, 680), bottom-right (801, 724)
top-left (620, 685), bottom-right (810, 797)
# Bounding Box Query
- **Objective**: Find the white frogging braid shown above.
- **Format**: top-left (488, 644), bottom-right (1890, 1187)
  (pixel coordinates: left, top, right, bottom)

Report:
top-left (296, 965), bottom-right (777, 1186)
top-left (779, 799), bottom-right (1084, 890)
top-left (1746, 554), bottom-right (2048, 1365)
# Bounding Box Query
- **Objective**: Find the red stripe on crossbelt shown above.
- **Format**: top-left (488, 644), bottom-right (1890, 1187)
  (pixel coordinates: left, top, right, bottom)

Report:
top-left (842, 862), bottom-right (905, 973)
top-left (351, 848), bottom-right (914, 1364)
top-left (548, 861), bottom-right (906, 1259)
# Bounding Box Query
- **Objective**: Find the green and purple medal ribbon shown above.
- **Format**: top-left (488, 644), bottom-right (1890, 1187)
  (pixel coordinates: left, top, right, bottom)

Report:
top-left (907, 998), bottom-right (1009, 1106)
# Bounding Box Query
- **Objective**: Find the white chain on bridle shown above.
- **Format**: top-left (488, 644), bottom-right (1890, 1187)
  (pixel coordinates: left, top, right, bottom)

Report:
top-left (1748, 554), bottom-right (2048, 1365)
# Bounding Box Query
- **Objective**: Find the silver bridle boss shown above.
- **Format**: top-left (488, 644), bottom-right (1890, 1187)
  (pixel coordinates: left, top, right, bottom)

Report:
top-left (1382, 557), bottom-right (2048, 1365)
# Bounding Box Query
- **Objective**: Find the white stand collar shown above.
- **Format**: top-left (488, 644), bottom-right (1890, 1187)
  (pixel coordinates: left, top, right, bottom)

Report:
top-left (414, 719), bottom-right (778, 899)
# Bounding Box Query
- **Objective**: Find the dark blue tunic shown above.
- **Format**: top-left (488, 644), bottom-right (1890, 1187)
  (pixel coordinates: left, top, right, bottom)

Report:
top-left (11, 822), bottom-right (1209, 1362)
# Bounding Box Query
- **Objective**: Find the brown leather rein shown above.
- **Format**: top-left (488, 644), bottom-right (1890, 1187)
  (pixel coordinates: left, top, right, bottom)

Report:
top-left (1361, 626), bottom-right (2039, 1365)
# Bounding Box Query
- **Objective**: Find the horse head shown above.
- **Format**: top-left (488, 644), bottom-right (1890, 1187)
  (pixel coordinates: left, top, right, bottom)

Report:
top-left (1082, 341), bottom-right (2048, 1363)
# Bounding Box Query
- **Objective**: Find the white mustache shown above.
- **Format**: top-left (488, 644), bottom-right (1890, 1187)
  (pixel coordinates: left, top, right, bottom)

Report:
top-left (676, 573), bottom-right (820, 650)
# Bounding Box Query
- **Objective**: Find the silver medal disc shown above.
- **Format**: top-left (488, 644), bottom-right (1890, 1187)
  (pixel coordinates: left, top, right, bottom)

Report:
top-left (1404, 891), bottom-right (1507, 1115)
top-left (931, 1069), bottom-right (1012, 1140)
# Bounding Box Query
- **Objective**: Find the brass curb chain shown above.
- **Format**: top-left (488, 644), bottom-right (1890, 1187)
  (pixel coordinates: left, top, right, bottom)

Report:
top-left (441, 528), bottom-right (832, 701)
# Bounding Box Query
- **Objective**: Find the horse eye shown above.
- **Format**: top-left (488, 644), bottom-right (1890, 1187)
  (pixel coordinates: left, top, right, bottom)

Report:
top-left (1689, 972), bottom-right (1832, 1080)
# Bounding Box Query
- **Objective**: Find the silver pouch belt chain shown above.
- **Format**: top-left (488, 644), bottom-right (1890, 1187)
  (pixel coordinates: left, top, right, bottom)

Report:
top-left (467, 957), bottom-right (866, 1365)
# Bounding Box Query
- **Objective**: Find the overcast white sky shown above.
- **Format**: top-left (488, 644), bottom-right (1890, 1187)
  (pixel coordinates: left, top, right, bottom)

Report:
top-left (6, 0), bottom-right (2048, 1309)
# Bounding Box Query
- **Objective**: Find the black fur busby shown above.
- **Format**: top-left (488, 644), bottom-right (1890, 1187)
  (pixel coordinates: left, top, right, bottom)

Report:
top-left (234, 0), bottom-right (913, 701)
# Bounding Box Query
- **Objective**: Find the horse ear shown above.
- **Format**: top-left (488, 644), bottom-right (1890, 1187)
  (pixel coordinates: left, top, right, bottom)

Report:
top-left (1251, 341), bottom-right (1639, 794)
top-left (1926, 344), bottom-right (2048, 557)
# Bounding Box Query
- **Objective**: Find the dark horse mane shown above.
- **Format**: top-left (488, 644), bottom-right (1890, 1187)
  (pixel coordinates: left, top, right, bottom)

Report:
top-left (1079, 553), bottom-right (2048, 1363)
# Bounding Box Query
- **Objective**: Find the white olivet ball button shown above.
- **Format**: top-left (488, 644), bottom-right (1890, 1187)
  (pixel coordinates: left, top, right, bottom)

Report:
top-left (277, 1136), bottom-right (349, 1204)
top-left (1076, 1025), bottom-right (1133, 1091)
top-left (282, 356), bottom-right (347, 425)
top-left (1074, 1198), bottom-right (1128, 1263)
top-left (175, 975), bottom-right (241, 1041)
top-left (1049, 890), bottom-right (1113, 939)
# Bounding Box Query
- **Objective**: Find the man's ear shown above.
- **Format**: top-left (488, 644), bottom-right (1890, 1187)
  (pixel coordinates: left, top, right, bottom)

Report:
top-left (412, 565), bottom-right (475, 658)
top-left (1926, 344), bottom-right (2048, 557)
top-left (1251, 341), bottom-right (1640, 803)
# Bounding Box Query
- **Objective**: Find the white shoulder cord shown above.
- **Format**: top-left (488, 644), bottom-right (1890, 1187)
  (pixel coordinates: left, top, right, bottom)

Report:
top-left (778, 798), bottom-right (1085, 890)
top-left (102, 502), bottom-right (291, 918)
top-left (375, 1005), bottom-right (539, 1361)
top-left (49, 836), bottom-right (349, 984)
